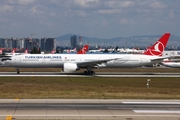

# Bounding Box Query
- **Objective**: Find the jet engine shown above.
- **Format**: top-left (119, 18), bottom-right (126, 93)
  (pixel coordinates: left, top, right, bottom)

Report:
top-left (63, 63), bottom-right (79, 73)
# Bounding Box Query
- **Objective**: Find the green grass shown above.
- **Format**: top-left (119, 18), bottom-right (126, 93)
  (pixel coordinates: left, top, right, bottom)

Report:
top-left (0, 77), bottom-right (180, 99)
top-left (0, 67), bottom-right (180, 73)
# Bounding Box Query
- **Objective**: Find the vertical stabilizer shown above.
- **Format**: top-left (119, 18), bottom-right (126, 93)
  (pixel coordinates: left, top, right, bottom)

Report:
top-left (143, 33), bottom-right (170, 56)
top-left (24, 49), bottom-right (28, 54)
top-left (77, 44), bottom-right (89, 54)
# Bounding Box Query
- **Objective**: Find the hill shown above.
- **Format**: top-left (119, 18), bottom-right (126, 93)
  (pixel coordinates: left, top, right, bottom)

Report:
top-left (55, 34), bottom-right (180, 48)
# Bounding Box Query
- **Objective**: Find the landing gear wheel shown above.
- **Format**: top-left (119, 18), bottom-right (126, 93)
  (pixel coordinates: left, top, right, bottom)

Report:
top-left (84, 71), bottom-right (88, 75)
top-left (84, 70), bottom-right (95, 75)
top-left (90, 71), bottom-right (95, 75)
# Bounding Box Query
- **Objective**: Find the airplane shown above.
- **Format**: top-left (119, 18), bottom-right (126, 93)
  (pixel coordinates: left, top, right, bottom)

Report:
top-left (63, 48), bottom-right (76, 53)
top-left (0, 49), bottom-right (3, 55)
top-left (89, 47), bottom-right (120, 53)
top-left (89, 47), bottom-right (104, 53)
top-left (160, 59), bottom-right (180, 68)
top-left (161, 61), bottom-right (180, 68)
top-left (89, 47), bottom-right (142, 53)
top-left (24, 49), bottom-right (28, 54)
top-left (6, 48), bottom-right (29, 55)
top-left (5, 48), bottom-right (20, 55)
top-left (0, 48), bottom-right (29, 65)
top-left (2, 33), bottom-right (170, 75)
top-left (0, 45), bottom-right (89, 66)
top-left (51, 49), bottom-right (56, 54)
top-left (77, 44), bottom-right (89, 54)
top-left (63, 44), bottom-right (89, 54)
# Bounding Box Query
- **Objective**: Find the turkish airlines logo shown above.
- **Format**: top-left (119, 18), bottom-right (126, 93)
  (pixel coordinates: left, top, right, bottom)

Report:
top-left (149, 41), bottom-right (164, 56)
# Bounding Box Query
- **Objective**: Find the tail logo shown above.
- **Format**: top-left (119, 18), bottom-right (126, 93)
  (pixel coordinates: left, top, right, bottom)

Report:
top-left (149, 41), bottom-right (164, 56)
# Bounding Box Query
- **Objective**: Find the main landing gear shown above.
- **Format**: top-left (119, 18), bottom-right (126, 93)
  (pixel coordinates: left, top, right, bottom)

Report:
top-left (84, 66), bottom-right (95, 75)
top-left (84, 70), bottom-right (95, 75)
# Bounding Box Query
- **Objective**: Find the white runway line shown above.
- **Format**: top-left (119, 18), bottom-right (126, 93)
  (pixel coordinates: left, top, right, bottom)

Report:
top-left (0, 115), bottom-right (179, 117)
top-left (122, 102), bottom-right (180, 104)
top-left (133, 110), bottom-right (180, 113)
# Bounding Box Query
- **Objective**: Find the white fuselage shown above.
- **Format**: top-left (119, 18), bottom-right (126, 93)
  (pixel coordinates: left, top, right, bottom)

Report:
top-left (4, 54), bottom-right (163, 68)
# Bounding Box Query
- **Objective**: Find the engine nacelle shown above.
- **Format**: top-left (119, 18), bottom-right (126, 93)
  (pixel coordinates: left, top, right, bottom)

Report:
top-left (63, 63), bottom-right (79, 73)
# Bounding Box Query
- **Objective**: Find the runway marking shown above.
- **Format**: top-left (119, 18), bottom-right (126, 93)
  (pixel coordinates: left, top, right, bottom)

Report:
top-left (6, 116), bottom-right (12, 120)
top-left (134, 110), bottom-right (180, 113)
top-left (122, 102), bottom-right (180, 104)
top-left (0, 115), bottom-right (179, 117)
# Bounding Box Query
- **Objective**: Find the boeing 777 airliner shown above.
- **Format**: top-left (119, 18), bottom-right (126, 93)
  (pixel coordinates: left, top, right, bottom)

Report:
top-left (2, 33), bottom-right (170, 75)
top-left (160, 59), bottom-right (180, 68)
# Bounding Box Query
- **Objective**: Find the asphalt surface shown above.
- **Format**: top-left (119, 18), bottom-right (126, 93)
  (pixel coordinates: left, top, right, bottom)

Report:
top-left (0, 99), bottom-right (180, 120)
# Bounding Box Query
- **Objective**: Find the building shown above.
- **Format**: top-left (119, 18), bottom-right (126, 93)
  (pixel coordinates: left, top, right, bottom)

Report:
top-left (24, 38), bottom-right (33, 51)
top-left (16, 38), bottom-right (24, 49)
top-left (16, 38), bottom-right (38, 52)
top-left (163, 51), bottom-right (180, 57)
top-left (0, 37), bottom-right (41, 53)
top-left (41, 38), bottom-right (56, 52)
top-left (41, 38), bottom-right (46, 52)
top-left (0, 38), bottom-right (5, 48)
top-left (70, 35), bottom-right (77, 49)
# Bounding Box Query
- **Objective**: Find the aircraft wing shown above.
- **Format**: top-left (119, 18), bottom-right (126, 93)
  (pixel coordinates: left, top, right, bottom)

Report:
top-left (77, 58), bottom-right (118, 68)
top-left (150, 57), bottom-right (171, 62)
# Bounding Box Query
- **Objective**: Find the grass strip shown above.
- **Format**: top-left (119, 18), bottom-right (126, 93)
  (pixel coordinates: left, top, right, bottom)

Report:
top-left (0, 77), bottom-right (179, 99)
top-left (0, 67), bottom-right (180, 73)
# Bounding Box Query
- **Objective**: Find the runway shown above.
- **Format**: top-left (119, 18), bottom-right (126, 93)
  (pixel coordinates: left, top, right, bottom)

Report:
top-left (0, 71), bottom-right (180, 77)
top-left (0, 99), bottom-right (180, 120)
top-left (0, 72), bottom-right (180, 119)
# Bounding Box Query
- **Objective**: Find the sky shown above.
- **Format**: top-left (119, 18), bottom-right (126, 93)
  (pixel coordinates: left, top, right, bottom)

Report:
top-left (0, 0), bottom-right (180, 38)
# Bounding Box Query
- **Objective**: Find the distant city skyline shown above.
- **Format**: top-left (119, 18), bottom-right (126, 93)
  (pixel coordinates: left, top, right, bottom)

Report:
top-left (0, 0), bottom-right (180, 38)
top-left (0, 37), bottom-right (56, 52)
top-left (0, 34), bottom-right (180, 51)
top-left (55, 33), bottom-right (180, 49)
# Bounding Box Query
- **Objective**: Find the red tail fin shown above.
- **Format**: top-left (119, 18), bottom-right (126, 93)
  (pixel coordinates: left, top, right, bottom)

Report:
top-left (77, 44), bottom-right (89, 54)
top-left (24, 49), bottom-right (28, 54)
top-left (11, 48), bottom-right (16, 54)
top-left (0, 49), bottom-right (2, 54)
top-left (143, 33), bottom-right (170, 56)
top-left (51, 49), bottom-right (55, 54)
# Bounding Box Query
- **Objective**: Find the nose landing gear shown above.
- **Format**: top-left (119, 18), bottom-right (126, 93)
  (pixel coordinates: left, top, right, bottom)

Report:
top-left (16, 68), bottom-right (20, 74)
